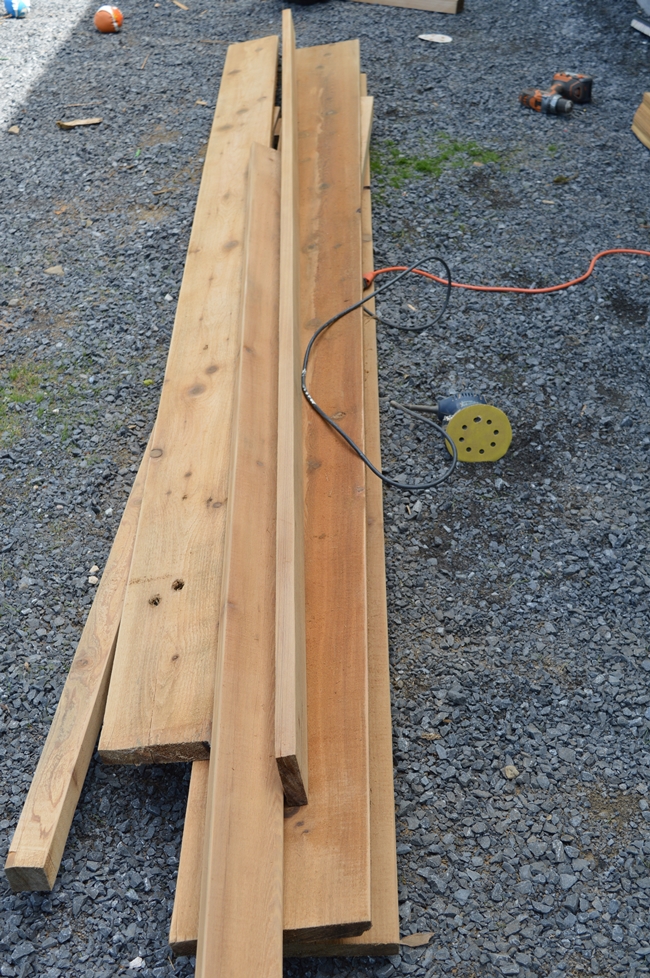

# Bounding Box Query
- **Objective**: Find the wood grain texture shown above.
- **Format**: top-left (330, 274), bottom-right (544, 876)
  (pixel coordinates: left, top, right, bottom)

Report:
top-left (285, 77), bottom-right (399, 959)
top-left (350, 0), bottom-right (462, 12)
top-left (354, 82), bottom-right (400, 957)
top-left (360, 95), bottom-right (373, 179)
top-left (632, 97), bottom-right (650, 150)
top-left (283, 39), bottom-right (371, 944)
top-left (275, 8), bottom-right (308, 808)
top-left (5, 450), bottom-right (150, 892)
top-left (98, 36), bottom-right (279, 765)
top-left (195, 142), bottom-right (284, 978)
top-left (169, 759), bottom-right (208, 957)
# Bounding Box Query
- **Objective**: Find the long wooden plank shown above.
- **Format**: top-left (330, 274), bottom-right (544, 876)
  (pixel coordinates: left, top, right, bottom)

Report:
top-left (168, 79), bottom-right (397, 958)
top-left (285, 76), bottom-right (399, 958)
top-left (632, 98), bottom-right (650, 150)
top-left (5, 449), bottom-right (150, 891)
top-left (351, 0), bottom-right (463, 12)
top-left (195, 141), bottom-right (284, 978)
top-left (632, 123), bottom-right (650, 151)
top-left (169, 759), bottom-right (208, 957)
top-left (283, 39), bottom-right (371, 944)
top-left (275, 8), bottom-right (308, 808)
top-left (360, 95), bottom-right (374, 180)
top-left (98, 36), bottom-right (279, 765)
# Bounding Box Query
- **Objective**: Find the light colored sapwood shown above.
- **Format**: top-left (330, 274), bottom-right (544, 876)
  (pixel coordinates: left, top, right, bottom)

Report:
top-left (275, 8), bottom-right (308, 808)
top-left (5, 448), bottom-right (150, 892)
top-left (99, 36), bottom-right (279, 765)
top-left (195, 142), bottom-right (284, 978)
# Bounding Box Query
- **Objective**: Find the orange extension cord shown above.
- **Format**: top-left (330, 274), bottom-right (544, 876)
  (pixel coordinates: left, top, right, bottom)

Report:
top-left (363, 248), bottom-right (650, 295)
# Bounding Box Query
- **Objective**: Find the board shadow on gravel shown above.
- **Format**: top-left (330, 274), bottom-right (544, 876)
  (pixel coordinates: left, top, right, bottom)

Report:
top-left (2, 0), bottom-right (650, 976)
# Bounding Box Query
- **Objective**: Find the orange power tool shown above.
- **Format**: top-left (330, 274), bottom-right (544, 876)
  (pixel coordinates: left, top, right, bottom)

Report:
top-left (550, 72), bottom-right (593, 104)
top-left (519, 88), bottom-right (573, 115)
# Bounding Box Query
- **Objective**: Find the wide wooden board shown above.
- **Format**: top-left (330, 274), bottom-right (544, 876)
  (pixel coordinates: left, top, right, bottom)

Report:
top-left (195, 142), bottom-right (284, 978)
top-left (275, 8), bottom-right (308, 808)
top-left (283, 39), bottom-right (371, 944)
top-left (99, 36), bottom-right (279, 765)
top-left (5, 449), bottom-right (150, 891)
top-left (350, 0), bottom-right (463, 13)
top-left (285, 75), bottom-right (399, 959)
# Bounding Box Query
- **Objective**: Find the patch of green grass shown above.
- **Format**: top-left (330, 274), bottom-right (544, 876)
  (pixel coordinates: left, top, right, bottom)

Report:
top-left (0, 361), bottom-right (56, 442)
top-left (370, 135), bottom-right (502, 190)
top-left (548, 143), bottom-right (558, 154)
top-left (6, 364), bottom-right (42, 402)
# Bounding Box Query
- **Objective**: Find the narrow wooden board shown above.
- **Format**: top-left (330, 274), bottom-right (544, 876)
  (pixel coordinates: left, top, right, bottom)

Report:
top-left (98, 36), bottom-right (279, 765)
top-left (350, 0), bottom-right (462, 13)
top-left (275, 7), bottom-right (308, 809)
top-left (5, 450), bottom-right (150, 892)
top-left (283, 39), bottom-right (371, 944)
top-left (195, 142), bottom-right (284, 978)
top-left (632, 123), bottom-right (650, 151)
top-left (285, 76), bottom-right (400, 960)
top-left (169, 759), bottom-right (208, 957)
top-left (56, 117), bottom-right (103, 129)
top-left (632, 98), bottom-right (650, 150)
top-left (360, 95), bottom-right (374, 183)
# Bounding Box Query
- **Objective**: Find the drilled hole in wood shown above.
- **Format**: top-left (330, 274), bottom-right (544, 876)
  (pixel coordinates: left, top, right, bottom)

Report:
top-left (172, 579), bottom-right (185, 591)
top-left (149, 595), bottom-right (161, 606)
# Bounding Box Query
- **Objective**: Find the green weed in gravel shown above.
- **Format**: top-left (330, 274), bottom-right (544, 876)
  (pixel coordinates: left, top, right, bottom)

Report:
top-left (371, 135), bottom-right (502, 191)
top-left (0, 361), bottom-right (50, 443)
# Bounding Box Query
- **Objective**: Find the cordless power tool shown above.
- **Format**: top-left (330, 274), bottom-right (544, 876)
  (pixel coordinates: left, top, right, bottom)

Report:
top-left (519, 89), bottom-right (573, 115)
top-left (550, 72), bottom-right (593, 104)
top-left (519, 71), bottom-right (593, 116)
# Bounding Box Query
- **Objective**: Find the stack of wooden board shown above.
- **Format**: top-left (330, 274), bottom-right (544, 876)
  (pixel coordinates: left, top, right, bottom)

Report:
top-left (632, 92), bottom-right (650, 151)
top-left (4, 12), bottom-right (399, 973)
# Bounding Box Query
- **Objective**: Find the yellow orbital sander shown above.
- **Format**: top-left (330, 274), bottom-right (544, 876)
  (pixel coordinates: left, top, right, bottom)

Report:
top-left (403, 394), bottom-right (512, 463)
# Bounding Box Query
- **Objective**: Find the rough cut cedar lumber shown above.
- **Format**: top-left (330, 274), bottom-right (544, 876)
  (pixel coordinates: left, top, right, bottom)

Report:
top-left (98, 35), bottom-right (279, 766)
top-left (195, 142), bottom-right (284, 978)
top-left (335, 88), bottom-right (399, 955)
top-left (350, 0), bottom-right (463, 13)
top-left (5, 449), bottom-right (150, 892)
top-left (169, 779), bottom-right (200, 954)
top-left (168, 78), bottom-right (395, 959)
top-left (360, 95), bottom-right (374, 180)
top-left (283, 38), bottom-right (371, 944)
top-left (275, 8), bottom-right (308, 809)
top-left (284, 75), bottom-right (400, 959)
top-left (169, 759), bottom-right (208, 957)
top-left (632, 95), bottom-right (650, 150)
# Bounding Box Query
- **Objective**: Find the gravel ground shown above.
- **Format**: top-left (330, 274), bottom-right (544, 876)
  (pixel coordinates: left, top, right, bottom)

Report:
top-left (1, 0), bottom-right (650, 976)
top-left (0, 0), bottom-right (90, 133)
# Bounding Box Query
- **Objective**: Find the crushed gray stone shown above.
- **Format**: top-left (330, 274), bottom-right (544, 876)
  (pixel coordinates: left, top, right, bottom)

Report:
top-left (1, 0), bottom-right (650, 976)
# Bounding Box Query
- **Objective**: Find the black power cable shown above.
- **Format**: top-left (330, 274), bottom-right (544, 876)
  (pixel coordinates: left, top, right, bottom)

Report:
top-left (301, 257), bottom-right (458, 491)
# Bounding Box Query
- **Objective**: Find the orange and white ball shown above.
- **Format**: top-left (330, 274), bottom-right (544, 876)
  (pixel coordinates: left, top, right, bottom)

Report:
top-left (94, 5), bottom-right (123, 32)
